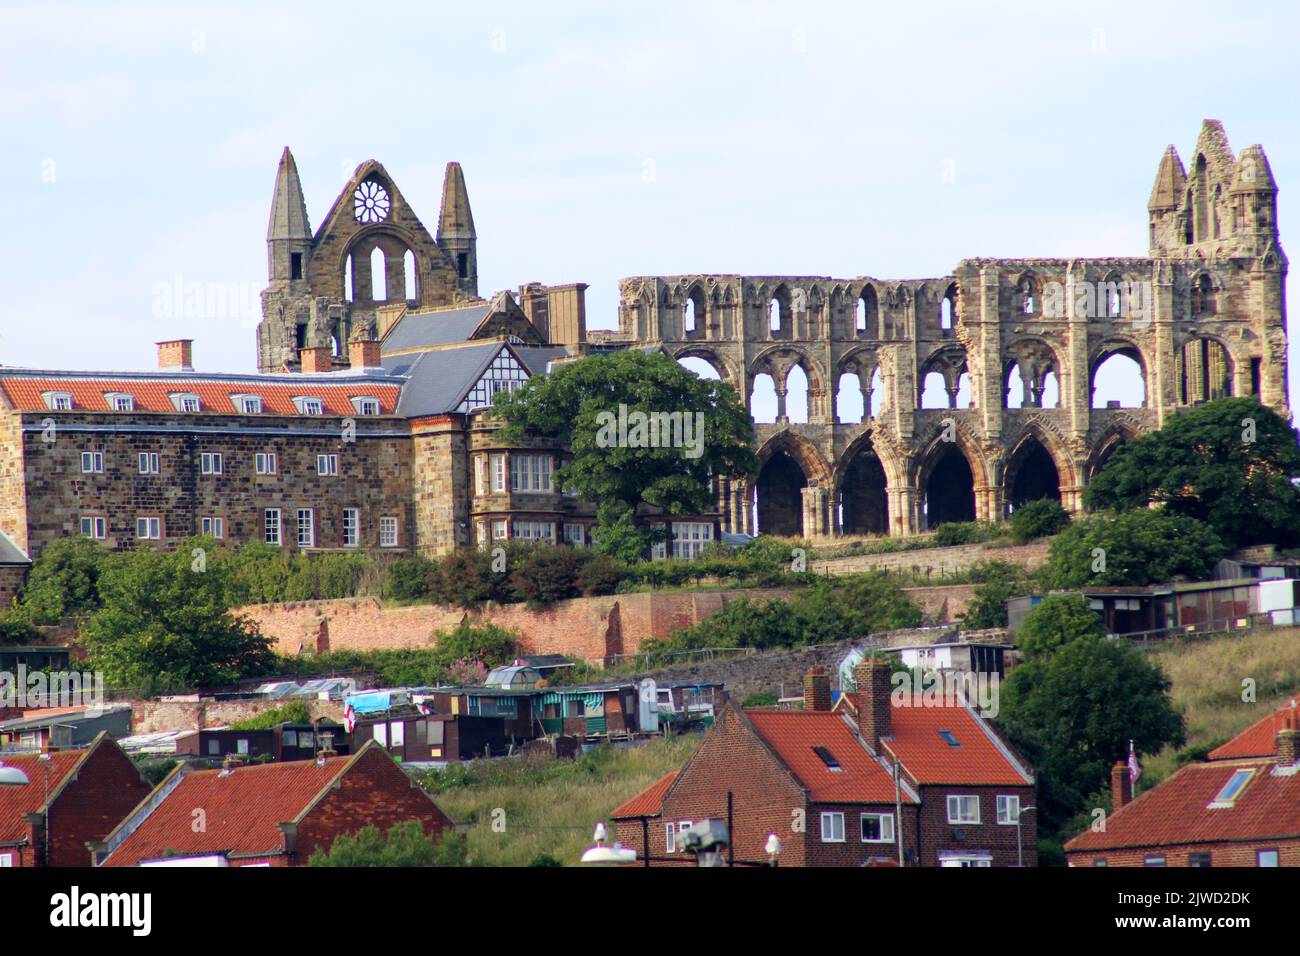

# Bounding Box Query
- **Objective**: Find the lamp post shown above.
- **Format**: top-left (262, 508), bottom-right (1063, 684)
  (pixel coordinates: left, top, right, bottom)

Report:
top-left (580, 822), bottom-right (637, 864)
top-left (765, 833), bottom-right (781, 867)
top-left (1015, 805), bottom-right (1037, 868)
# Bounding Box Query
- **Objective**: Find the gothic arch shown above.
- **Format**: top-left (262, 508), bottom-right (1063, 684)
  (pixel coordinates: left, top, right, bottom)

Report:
top-left (1085, 420), bottom-right (1139, 481)
top-left (756, 430), bottom-right (832, 486)
top-left (1089, 336), bottom-right (1151, 408)
top-left (997, 422), bottom-right (1077, 510)
top-left (670, 344), bottom-right (739, 385)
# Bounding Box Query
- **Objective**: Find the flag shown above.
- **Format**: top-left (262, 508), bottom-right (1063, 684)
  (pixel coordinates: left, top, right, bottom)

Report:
top-left (343, 704), bottom-right (356, 734)
top-left (1128, 739), bottom-right (1142, 787)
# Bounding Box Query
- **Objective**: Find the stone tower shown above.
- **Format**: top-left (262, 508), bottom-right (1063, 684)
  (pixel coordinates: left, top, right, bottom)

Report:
top-left (257, 149), bottom-right (480, 372)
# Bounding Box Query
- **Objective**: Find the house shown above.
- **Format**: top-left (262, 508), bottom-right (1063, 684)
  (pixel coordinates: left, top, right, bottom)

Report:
top-left (0, 705), bottom-right (133, 752)
top-left (353, 702), bottom-right (523, 763)
top-left (0, 733), bottom-right (153, 867)
top-left (612, 663), bottom-right (1036, 867)
top-left (95, 740), bottom-right (453, 866)
top-left (890, 641), bottom-right (1013, 679)
top-left (175, 720), bottom-right (350, 763)
top-left (1008, 578), bottom-right (1259, 638)
top-left (1064, 708), bottom-right (1300, 867)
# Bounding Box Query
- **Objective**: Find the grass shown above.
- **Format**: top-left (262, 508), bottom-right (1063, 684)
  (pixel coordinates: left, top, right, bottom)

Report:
top-left (1141, 625), bottom-right (1300, 783)
top-left (411, 734), bottom-right (700, 866)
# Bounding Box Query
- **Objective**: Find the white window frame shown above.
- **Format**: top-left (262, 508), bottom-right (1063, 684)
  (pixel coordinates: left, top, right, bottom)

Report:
top-left (860, 812), bottom-right (895, 843)
top-left (379, 516), bottom-right (399, 548)
top-left (1257, 849), bottom-right (1279, 867)
top-left (255, 451), bottom-right (278, 475)
top-left (297, 508), bottom-right (315, 548)
top-left (200, 452), bottom-right (223, 475)
top-left (512, 520), bottom-right (555, 543)
top-left (666, 820), bottom-right (692, 853)
top-left (947, 794), bottom-right (981, 825)
top-left (265, 509), bottom-right (282, 546)
top-left (80, 451), bottom-right (103, 473)
top-left (491, 519), bottom-right (507, 541)
top-left (510, 453), bottom-right (553, 493)
top-left (201, 516), bottom-right (224, 539)
top-left (43, 392), bottom-right (73, 411)
top-left (317, 454), bottom-right (338, 477)
top-left (563, 524), bottom-right (585, 546)
top-left (0, 851), bottom-right (11, 867)
top-left (350, 396), bottom-right (381, 416)
top-left (671, 521), bottom-right (714, 560)
top-left (170, 392), bottom-right (201, 413)
top-left (80, 515), bottom-right (106, 539)
top-left (996, 794), bottom-right (1020, 825)
top-left (138, 452), bottom-right (160, 475)
top-left (342, 508), bottom-right (360, 548)
top-left (135, 516), bottom-right (161, 540)
top-left (294, 396), bottom-right (325, 416)
top-left (239, 395), bottom-right (263, 414)
top-left (489, 453), bottom-right (506, 493)
top-left (820, 811), bottom-right (846, 843)
top-left (106, 392), bottom-right (135, 411)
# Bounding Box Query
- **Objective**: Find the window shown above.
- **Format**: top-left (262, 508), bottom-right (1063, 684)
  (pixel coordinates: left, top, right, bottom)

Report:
top-left (170, 393), bottom-right (201, 413)
top-left (291, 252), bottom-right (303, 280)
top-left (202, 517), bottom-right (224, 539)
top-left (820, 811), bottom-right (846, 843)
top-left (1208, 768), bottom-right (1255, 808)
top-left (947, 795), bottom-right (980, 824)
top-left (1092, 858), bottom-right (1108, 867)
top-left (81, 451), bottom-right (103, 473)
top-left (510, 454), bottom-right (553, 493)
top-left (236, 739), bottom-right (249, 756)
top-left (940, 853), bottom-right (992, 867)
top-left (379, 515), bottom-right (399, 548)
top-left (138, 452), bottom-right (160, 475)
top-left (390, 721), bottom-right (404, 747)
top-left (232, 394), bottom-right (263, 414)
top-left (1257, 849), bottom-right (1279, 867)
top-left (563, 524), bottom-right (586, 546)
top-left (297, 509), bottom-right (314, 548)
top-left (317, 454), bottom-right (338, 477)
top-left (860, 813), bottom-right (895, 843)
top-left (666, 820), bottom-right (692, 853)
top-left (255, 451), bottom-right (278, 475)
top-left (996, 795), bottom-right (1020, 825)
top-left (491, 519), bottom-right (507, 541)
top-left (200, 452), bottom-right (223, 475)
top-left (106, 392), bottom-right (135, 411)
top-left (351, 396), bottom-right (381, 416)
top-left (671, 522), bottom-right (714, 560)
top-left (265, 509), bottom-right (282, 546)
top-left (0, 852), bottom-right (11, 867)
top-left (490, 453), bottom-right (507, 493)
top-left (1143, 855), bottom-right (1167, 867)
top-left (1188, 852), bottom-right (1212, 867)
top-left (43, 392), bottom-right (72, 411)
top-left (938, 729), bottom-right (961, 748)
top-left (136, 516), bottom-right (161, 540)
top-left (458, 349), bottom-right (530, 413)
top-left (80, 516), bottom-right (106, 539)
top-left (343, 508), bottom-right (359, 548)
top-left (512, 521), bottom-right (555, 543)
top-left (294, 397), bottom-right (325, 416)
top-left (812, 746), bottom-right (842, 771)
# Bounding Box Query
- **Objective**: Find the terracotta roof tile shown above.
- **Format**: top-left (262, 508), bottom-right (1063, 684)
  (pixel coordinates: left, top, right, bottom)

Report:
top-left (1208, 695), bottom-right (1300, 760)
top-left (610, 770), bottom-right (679, 819)
top-left (746, 710), bottom-right (908, 804)
top-left (882, 702), bottom-right (1033, 787)
top-left (0, 749), bottom-right (88, 845)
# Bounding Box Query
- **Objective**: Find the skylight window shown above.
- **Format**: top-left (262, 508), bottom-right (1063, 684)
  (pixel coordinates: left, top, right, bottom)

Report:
top-left (1208, 768), bottom-right (1255, 808)
top-left (938, 729), bottom-right (961, 748)
top-left (812, 746), bottom-right (842, 772)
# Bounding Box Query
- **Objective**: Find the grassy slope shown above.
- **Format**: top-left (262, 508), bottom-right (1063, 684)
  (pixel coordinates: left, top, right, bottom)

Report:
top-left (1142, 624), bottom-right (1300, 784)
top-left (421, 734), bottom-right (699, 867)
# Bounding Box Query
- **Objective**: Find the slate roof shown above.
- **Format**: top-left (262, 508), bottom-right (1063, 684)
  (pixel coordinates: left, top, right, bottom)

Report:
top-left (381, 304), bottom-right (494, 352)
top-left (381, 341), bottom-right (504, 417)
top-left (0, 529), bottom-right (29, 565)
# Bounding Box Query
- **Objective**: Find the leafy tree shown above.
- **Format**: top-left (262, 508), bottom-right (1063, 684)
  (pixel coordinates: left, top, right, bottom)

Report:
top-left (79, 538), bottom-right (275, 691)
top-left (959, 561), bottom-right (1031, 629)
top-left (1084, 396), bottom-right (1300, 549)
top-left (493, 351), bottom-right (757, 560)
top-left (509, 546), bottom-right (581, 607)
top-left (431, 622), bottom-right (519, 669)
top-left (0, 609), bottom-right (40, 645)
top-left (384, 554), bottom-right (435, 601)
top-left (1009, 499), bottom-right (1070, 543)
top-left (998, 634), bottom-right (1184, 835)
top-left (307, 820), bottom-right (460, 867)
top-left (1038, 510), bottom-right (1226, 589)
top-left (1013, 593), bottom-right (1107, 658)
top-left (20, 537), bottom-right (107, 623)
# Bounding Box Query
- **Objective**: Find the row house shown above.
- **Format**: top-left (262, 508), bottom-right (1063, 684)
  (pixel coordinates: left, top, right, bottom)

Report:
top-left (1066, 696), bottom-right (1300, 866)
top-left (612, 662), bottom-right (1036, 867)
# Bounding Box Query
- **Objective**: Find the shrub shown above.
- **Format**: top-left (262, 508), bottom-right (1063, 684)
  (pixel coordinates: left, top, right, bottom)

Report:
top-left (575, 552), bottom-right (626, 596)
top-left (510, 546), bottom-right (581, 608)
top-left (1009, 499), bottom-right (1070, 542)
top-left (20, 537), bottom-right (107, 623)
top-left (741, 692), bottom-right (778, 707)
top-left (386, 555), bottom-right (435, 602)
top-left (231, 700), bottom-right (311, 730)
top-left (933, 522), bottom-right (984, 547)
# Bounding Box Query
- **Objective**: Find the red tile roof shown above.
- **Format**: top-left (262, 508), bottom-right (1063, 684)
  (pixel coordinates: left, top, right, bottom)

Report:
top-left (879, 701), bottom-right (1033, 787)
top-left (746, 710), bottom-right (909, 804)
top-left (1066, 757), bottom-right (1300, 852)
top-left (610, 770), bottom-right (679, 819)
top-left (1208, 695), bottom-right (1300, 760)
top-left (101, 754), bottom-right (354, 866)
top-left (0, 749), bottom-right (89, 846)
top-left (0, 374), bottom-right (400, 416)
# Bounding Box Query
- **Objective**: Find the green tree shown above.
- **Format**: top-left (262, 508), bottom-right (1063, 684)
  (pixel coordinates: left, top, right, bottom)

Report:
top-left (1009, 498), bottom-right (1070, 543)
top-left (79, 538), bottom-right (275, 691)
top-left (431, 622), bottom-right (519, 669)
top-left (493, 351), bottom-right (757, 561)
top-left (1084, 396), bottom-right (1300, 549)
top-left (1013, 593), bottom-right (1106, 658)
top-left (959, 561), bottom-right (1031, 629)
top-left (20, 537), bottom-right (107, 624)
top-left (307, 820), bottom-right (461, 867)
top-left (1038, 510), bottom-right (1226, 589)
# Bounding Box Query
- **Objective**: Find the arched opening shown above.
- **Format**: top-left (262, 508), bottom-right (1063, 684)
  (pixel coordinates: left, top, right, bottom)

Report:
top-left (1092, 350), bottom-right (1145, 408)
top-left (869, 368), bottom-right (884, 418)
top-left (1191, 274), bottom-right (1215, 316)
top-left (677, 356), bottom-right (721, 381)
top-left (344, 255), bottom-right (354, 302)
top-left (785, 365), bottom-right (810, 424)
top-left (1019, 276), bottom-right (1037, 315)
top-left (1005, 363), bottom-right (1026, 409)
top-left (370, 247), bottom-right (387, 302)
top-left (920, 371), bottom-right (950, 409)
top-left (836, 372), bottom-right (864, 423)
top-left (1193, 155), bottom-right (1209, 242)
top-left (855, 298), bottom-right (867, 332)
top-left (756, 450), bottom-right (807, 537)
top-left (1179, 337), bottom-right (1232, 405)
top-left (941, 284), bottom-right (957, 331)
top-left (683, 297), bottom-right (696, 335)
top-left (769, 298), bottom-right (782, 333)
top-left (840, 446), bottom-right (888, 536)
top-left (1101, 274), bottom-right (1124, 318)
top-left (954, 372), bottom-right (971, 409)
top-left (1041, 372), bottom-right (1059, 409)
top-left (750, 373), bottom-right (778, 424)
top-left (404, 250), bottom-right (417, 302)
top-left (331, 329), bottom-right (343, 357)
top-left (923, 445), bottom-right (976, 529)
top-left (1089, 433), bottom-right (1129, 480)
top-left (1005, 439), bottom-right (1061, 512)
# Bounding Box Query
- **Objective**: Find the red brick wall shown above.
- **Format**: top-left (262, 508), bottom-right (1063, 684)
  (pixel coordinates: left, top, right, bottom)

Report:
top-left (913, 783), bottom-right (1037, 867)
top-left (1068, 839), bottom-right (1300, 867)
top-left (41, 740), bottom-right (152, 867)
top-left (293, 745), bottom-right (453, 865)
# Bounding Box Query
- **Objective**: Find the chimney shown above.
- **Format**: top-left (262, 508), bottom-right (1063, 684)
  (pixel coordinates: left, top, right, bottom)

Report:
top-left (803, 668), bottom-right (831, 712)
top-left (157, 339), bottom-right (193, 371)
top-left (349, 338), bottom-right (382, 370)
top-left (854, 658), bottom-right (893, 751)
top-left (299, 347), bottom-right (332, 373)
top-left (1111, 761), bottom-right (1132, 810)
top-left (1277, 714), bottom-right (1300, 764)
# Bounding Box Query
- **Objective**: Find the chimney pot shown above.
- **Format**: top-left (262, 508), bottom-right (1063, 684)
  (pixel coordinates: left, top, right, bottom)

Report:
top-left (854, 657), bottom-right (893, 751)
top-left (299, 347), bottom-right (332, 373)
top-left (157, 339), bottom-right (193, 371)
top-left (1277, 714), bottom-right (1300, 764)
top-left (803, 668), bottom-right (831, 712)
top-left (1111, 761), bottom-right (1133, 810)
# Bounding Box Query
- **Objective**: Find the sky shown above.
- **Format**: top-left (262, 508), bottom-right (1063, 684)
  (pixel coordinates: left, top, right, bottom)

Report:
top-left (0, 0), bottom-right (1295, 409)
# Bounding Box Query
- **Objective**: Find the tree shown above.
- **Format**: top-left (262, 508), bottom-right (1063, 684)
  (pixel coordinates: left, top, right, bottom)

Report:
top-left (307, 820), bottom-right (463, 867)
top-left (1009, 498), bottom-right (1070, 543)
top-left (1013, 593), bottom-right (1106, 658)
top-left (19, 537), bottom-right (107, 624)
top-left (493, 351), bottom-right (757, 560)
top-left (431, 622), bottom-right (519, 669)
top-left (79, 538), bottom-right (275, 691)
top-left (1084, 397), bottom-right (1300, 549)
top-left (959, 561), bottom-right (1031, 629)
top-left (998, 635), bottom-right (1184, 835)
top-left (1038, 510), bottom-right (1226, 589)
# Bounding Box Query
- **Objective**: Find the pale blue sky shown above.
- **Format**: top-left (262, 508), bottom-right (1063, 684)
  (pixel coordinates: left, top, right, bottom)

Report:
top-left (0, 0), bottom-right (1295, 408)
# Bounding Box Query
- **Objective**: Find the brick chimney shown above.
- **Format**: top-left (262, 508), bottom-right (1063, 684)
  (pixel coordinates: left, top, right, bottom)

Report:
top-left (854, 658), bottom-right (893, 751)
top-left (349, 338), bottom-right (382, 370)
top-left (1277, 714), bottom-right (1300, 764)
top-left (299, 347), bottom-right (332, 373)
top-left (803, 667), bottom-right (831, 712)
top-left (157, 339), bottom-right (193, 370)
top-left (1111, 761), bottom-right (1132, 810)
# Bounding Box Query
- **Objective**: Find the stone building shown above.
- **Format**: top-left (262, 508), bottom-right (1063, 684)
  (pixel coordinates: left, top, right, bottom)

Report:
top-left (600, 120), bottom-right (1289, 538)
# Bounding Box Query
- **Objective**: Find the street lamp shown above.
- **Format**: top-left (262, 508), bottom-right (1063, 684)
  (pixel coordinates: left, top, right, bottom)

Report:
top-left (1015, 805), bottom-right (1037, 868)
top-left (765, 833), bottom-right (781, 867)
top-left (580, 822), bottom-right (637, 864)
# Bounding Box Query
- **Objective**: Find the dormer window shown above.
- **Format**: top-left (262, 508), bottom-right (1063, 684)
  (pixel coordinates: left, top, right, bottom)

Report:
top-left (293, 396), bottom-right (325, 416)
top-left (105, 392), bottom-right (135, 411)
top-left (42, 391), bottom-right (73, 411)
top-left (170, 392), bottom-right (201, 413)
top-left (231, 394), bottom-right (263, 414)
top-left (1208, 768), bottom-right (1255, 809)
top-left (350, 396), bottom-right (381, 416)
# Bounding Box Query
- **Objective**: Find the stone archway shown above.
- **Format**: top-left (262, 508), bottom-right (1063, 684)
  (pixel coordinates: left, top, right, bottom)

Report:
top-left (838, 441), bottom-right (889, 536)
top-left (921, 444), bottom-right (977, 528)
top-left (1004, 438), bottom-right (1061, 510)
top-left (756, 450), bottom-right (808, 536)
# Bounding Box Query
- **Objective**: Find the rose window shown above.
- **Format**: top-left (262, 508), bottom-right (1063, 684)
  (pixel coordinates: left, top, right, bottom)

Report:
top-left (354, 180), bottom-right (391, 224)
